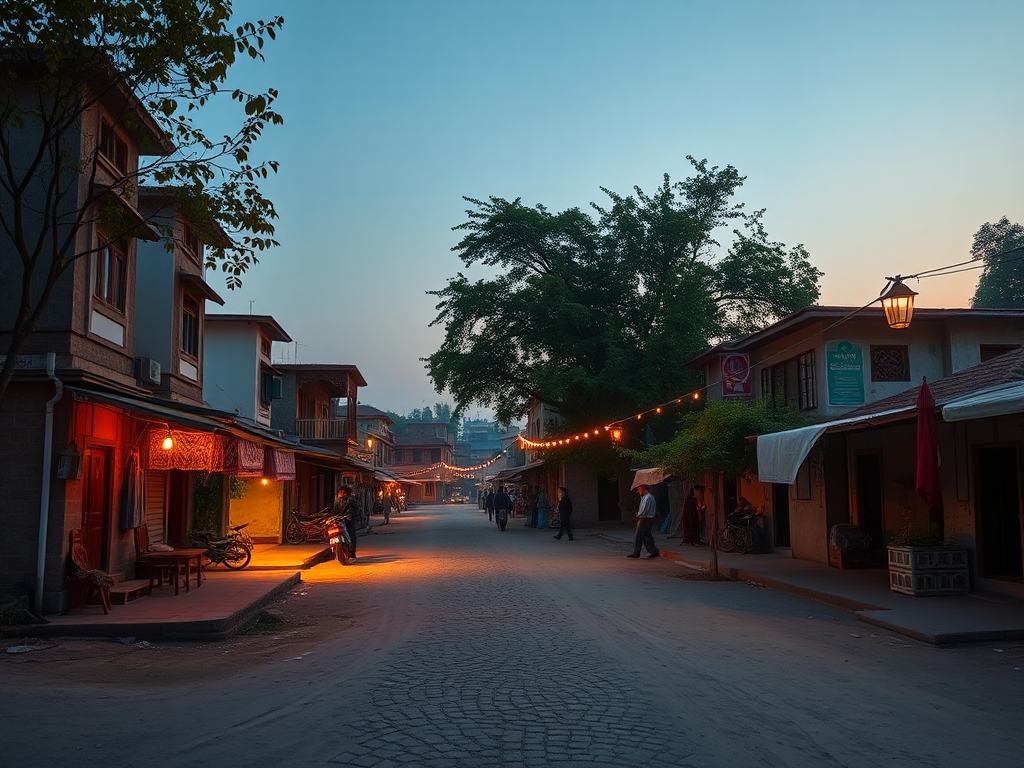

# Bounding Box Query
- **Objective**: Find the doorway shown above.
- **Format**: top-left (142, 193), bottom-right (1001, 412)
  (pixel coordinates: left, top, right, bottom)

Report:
top-left (976, 446), bottom-right (1022, 579)
top-left (82, 446), bottom-right (112, 569)
top-left (855, 453), bottom-right (884, 559)
top-left (773, 483), bottom-right (791, 547)
top-left (597, 475), bottom-right (620, 521)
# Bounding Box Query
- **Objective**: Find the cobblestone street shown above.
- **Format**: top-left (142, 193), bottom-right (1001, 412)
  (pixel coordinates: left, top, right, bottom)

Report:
top-left (4, 503), bottom-right (1023, 767)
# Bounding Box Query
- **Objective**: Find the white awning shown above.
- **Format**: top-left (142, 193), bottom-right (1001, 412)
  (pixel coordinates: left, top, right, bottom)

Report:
top-left (756, 406), bottom-right (914, 484)
top-left (941, 382), bottom-right (1024, 422)
top-left (630, 467), bottom-right (669, 490)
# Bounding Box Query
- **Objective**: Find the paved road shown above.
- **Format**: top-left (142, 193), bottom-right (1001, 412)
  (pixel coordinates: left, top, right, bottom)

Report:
top-left (3, 504), bottom-right (1023, 767)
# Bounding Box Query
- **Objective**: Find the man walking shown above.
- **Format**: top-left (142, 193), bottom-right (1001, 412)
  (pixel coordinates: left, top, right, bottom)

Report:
top-left (628, 484), bottom-right (659, 559)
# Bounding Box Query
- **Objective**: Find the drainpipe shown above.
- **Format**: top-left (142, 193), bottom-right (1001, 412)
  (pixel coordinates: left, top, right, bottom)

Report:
top-left (35, 352), bottom-right (62, 617)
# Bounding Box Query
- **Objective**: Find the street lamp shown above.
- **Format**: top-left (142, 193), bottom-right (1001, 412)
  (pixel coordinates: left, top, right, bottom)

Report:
top-left (879, 276), bottom-right (918, 329)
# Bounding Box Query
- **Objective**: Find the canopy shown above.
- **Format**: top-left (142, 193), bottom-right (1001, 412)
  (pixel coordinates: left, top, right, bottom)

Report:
top-left (630, 467), bottom-right (669, 490)
top-left (941, 381), bottom-right (1024, 422)
top-left (756, 406), bottom-right (914, 484)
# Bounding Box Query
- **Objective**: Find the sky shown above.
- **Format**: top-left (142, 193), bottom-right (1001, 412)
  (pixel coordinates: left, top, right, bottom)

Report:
top-left (202, 0), bottom-right (1024, 416)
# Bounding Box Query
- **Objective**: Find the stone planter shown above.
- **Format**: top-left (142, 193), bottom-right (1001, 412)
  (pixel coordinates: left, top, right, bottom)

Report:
top-left (887, 545), bottom-right (969, 596)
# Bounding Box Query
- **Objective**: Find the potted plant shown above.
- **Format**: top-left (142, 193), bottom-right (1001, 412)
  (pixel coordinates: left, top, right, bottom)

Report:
top-left (887, 512), bottom-right (969, 596)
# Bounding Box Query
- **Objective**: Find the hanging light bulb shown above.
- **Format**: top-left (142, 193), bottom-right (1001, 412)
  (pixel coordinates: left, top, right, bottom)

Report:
top-left (162, 427), bottom-right (174, 451)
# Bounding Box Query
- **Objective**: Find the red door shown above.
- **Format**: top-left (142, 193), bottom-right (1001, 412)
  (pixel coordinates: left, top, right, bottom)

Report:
top-left (82, 446), bottom-right (112, 569)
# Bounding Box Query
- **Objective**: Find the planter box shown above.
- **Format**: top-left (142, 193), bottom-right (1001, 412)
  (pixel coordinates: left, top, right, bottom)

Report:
top-left (887, 546), bottom-right (969, 596)
top-left (828, 546), bottom-right (871, 570)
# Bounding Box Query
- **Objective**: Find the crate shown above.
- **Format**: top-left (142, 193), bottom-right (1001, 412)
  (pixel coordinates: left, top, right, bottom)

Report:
top-left (887, 546), bottom-right (969, 596)
top-left (828, 546), bottom-right (872, 569)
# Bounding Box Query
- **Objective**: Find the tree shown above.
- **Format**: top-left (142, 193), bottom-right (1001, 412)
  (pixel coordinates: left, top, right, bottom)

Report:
top-left (427, 157), bottom-right (822, 426)
top-left (971, 217), bottom-right (1024, 308)
top-left (0, 0), bottom-right (284, 401)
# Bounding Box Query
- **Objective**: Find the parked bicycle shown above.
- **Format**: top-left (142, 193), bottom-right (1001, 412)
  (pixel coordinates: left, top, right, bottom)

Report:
top-left (189, 531), bottom-right (252, 569)
top-left (716, 506), bottom-right (764, 554)
top-left (229, 522), bottom-right (255, 550)
top-left (284, 507), bottom-right (331, 545)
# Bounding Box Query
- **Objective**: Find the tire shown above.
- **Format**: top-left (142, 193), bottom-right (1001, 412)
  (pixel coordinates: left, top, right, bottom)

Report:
top-left (222, 543), bottom-right (252, 569)
top-left (285, 519), bottom-right (304, 545)
top-left (717, 526), bottom-right (736, 553)
top-left (499, 518), bottom-right (507, 532)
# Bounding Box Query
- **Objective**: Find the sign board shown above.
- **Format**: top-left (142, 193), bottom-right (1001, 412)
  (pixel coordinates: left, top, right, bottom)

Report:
top-left (721, 353), bottom-right (752, 397)
top-left (826, 342), bottom-right (864, 405)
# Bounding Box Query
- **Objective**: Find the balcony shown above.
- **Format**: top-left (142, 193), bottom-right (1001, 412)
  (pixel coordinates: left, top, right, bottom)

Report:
top-left (296, 418), bottom-right (348, 441)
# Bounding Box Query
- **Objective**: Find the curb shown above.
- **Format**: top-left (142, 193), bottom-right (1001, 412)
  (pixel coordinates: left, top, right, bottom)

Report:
top-left (6, 572), bottom-right (303, 642)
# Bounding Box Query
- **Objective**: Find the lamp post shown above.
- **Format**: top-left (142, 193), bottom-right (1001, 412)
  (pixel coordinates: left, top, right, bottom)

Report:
top-left (879, 276), bottom-right (918, 329)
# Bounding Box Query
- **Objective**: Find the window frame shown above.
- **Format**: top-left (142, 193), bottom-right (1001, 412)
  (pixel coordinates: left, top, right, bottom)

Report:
top-left (870, 345), bottom-right (910, 382)
top-left (92, 236), bottom-right (127, 312)
top-left (99, 119), bottom-right (129, 174)
top-left (181, 295), bottom-right (200, 359)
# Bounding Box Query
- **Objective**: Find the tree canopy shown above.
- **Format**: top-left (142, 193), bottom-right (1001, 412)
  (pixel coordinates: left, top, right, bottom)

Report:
top-left (0, 0), bottom-right (283, 400)
top-left (427, 157), bottom-right (822, 426)
top-left (971, 217), bottom-right (1024, 309)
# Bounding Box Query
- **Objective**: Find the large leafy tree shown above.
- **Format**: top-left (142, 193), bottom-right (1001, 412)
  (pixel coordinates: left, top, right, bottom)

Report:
top-left (427, 157), bottom-right (822, 426)
top-left (0, 0), bottom-right (284, 401)
top-left (971, 217), bottom-right (1024, 308)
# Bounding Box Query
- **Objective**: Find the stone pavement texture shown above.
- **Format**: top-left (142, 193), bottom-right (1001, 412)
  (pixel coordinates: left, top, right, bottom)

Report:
top-left (14, 519), bottom-right (1024, 645)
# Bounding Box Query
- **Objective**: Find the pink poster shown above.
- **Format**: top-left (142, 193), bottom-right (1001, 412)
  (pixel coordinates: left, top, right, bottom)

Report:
top-left (721, 353), bottom-right (751, 397)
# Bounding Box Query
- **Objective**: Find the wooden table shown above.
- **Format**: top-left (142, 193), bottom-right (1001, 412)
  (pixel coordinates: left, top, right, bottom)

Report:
top-left (143, 548), bottom-right (205, 595)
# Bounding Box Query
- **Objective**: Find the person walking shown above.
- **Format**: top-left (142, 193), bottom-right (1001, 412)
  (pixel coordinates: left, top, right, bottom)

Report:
top-left (628, 484), bottom-right (659, 559)
top-left (680, 487), bottom-right (700, 545)
top-left (381, 489), bottom-right (391, 526)
top-left (553, 487), bottom-right (574, 541)
top-left (536, 486), bottom-right (550, 529)
top-left (492, 486), bottom-right (513, 531)
top-left (485, 489), bottom-right (495, 521)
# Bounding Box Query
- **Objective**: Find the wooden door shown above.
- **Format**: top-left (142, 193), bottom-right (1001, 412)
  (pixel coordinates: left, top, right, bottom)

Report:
top-left (856, 453), bottom-right (884, 558)
top-left (82, 446), bottom-right (112, 569)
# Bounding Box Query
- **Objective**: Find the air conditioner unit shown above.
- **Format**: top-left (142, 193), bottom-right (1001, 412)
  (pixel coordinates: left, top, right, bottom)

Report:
top-left (134, 356), bottom-right (161, 386)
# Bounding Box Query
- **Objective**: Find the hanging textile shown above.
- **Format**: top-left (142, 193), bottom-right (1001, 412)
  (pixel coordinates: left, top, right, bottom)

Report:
top-left (143, 429), bottom-right (224, 472)
top-left (263, 448), bottom-right (296, 481)
top-left (120, 449), bottom-right (146, 529)
top-left (222, 437), bottom-right (265, 477)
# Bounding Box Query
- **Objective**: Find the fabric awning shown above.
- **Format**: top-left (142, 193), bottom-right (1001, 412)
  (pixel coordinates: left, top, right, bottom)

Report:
top-left (630, 467), bottom-right (669, 490)
top-left (941, 382), bottom-right (1024, 422)
top-left (756, 406), bottom-right (914, 484)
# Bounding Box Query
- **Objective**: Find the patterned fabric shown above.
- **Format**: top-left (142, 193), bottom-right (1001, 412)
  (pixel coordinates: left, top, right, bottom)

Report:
top-left (144, 429), bottom-right (224, 472)
top-left (263, 448), bottom-right (296, 480)
top-left (222, 437), bottom-right (265, 477)
top-left (120, 449), bottom-right (146, 529)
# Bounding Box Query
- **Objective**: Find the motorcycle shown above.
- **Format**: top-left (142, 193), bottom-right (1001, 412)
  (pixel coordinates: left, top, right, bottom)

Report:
top-left (284, 507), bottom-right (331, 544)
top-left (190, 531), bottom-right (252, 569)
top-left (325, 515), bottom-right (354, 565)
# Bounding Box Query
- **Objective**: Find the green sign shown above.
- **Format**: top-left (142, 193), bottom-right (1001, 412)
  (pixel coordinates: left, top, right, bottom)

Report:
top-left (826, 342), bottom-right (864, 405)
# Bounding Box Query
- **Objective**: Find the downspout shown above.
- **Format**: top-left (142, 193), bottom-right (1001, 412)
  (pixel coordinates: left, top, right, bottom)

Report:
top-left (35, 352), bottom-right (62, 617)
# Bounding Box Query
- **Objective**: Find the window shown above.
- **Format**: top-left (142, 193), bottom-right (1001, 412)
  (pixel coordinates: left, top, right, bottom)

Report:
top-left (182, 224), bottom-right (202, 262)
top-left (181, 296), bottom-right (200, 357)
top-left (980, 344), bottom-right (1021, 362)
top-left (99, 120), bottom-right (128, 173)
top-left (412, 450), bottom-right (422, 463)
top-left (762, 352), bottom-right (815, 410)
top-left (259, 367), bottom-right (282, 406)
top-left (870, 345), bottom-right (909, 382)
top-left (92, 238), bottom-right (126, 311)
top-left (798, 351), bottom-right (816, 410)
top-left (260, 336), bottom-right (272, 359)
top-left (430, 448), bottom-right (441, 463)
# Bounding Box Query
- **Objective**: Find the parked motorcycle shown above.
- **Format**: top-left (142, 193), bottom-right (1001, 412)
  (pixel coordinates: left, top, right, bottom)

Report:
top-left (190, 532), bottom-right (252, 569)
top-left (284, 508), bottom-right (330, 545)
top-left (325, 515), bottom-right (354, 565)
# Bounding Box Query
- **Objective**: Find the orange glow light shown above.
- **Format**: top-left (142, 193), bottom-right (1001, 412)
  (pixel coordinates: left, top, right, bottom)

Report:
top-left (162, 435), bottom-right (174, 450)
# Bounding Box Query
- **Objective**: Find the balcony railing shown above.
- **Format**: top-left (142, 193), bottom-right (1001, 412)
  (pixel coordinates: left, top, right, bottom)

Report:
top-left (296, 418), bottom-right (348, 441)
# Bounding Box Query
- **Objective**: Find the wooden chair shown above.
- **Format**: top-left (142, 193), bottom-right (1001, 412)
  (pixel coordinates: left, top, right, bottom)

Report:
top-left (67, 530), bottom-right (114, 614)
top-left (134, 525), bottom-right (185, 590)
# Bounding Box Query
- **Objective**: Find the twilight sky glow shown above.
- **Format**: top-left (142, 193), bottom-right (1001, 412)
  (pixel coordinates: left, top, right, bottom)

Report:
top-left (202, 0), bottom-right (1024, 416)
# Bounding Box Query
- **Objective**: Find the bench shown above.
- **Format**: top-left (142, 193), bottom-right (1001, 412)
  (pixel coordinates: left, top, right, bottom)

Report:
top-left (110, 580), bottom-right (152, 605)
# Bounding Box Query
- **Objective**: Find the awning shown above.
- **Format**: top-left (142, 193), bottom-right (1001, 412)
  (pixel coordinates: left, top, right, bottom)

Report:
top-left (942, 382), bottom-right (1024, 422)
top-left (179, 272), bottom-right (225, 305)
top-left (630, 467), bottom-right (669, 490)
top-left (68, 386), bottom-right (225, 433)
top-left (756, 406), bottom-right (914, 484)
top-left (496, 459), bottom-right (545, 483)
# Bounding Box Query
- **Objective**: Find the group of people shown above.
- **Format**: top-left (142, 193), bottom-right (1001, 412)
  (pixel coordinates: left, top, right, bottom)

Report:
top-left (479, 485), bottom-right (575, 540)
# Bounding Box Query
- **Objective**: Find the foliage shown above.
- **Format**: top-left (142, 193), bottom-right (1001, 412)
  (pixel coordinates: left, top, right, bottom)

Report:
top-left (0, 0), bottom-right (284, 401)
top-left (427, 157), bottom-right (822, 426)
top-left (229, 476), bottom-right (249, 500)
top-left (626, 398), bottom-right (806, 480)
top-left (887, 509), bottom-right (944, 547)
top-left (192, 472), bottom-right (223, 532)
top-left (971, 217), bottom-right (1024, 308)
top-left (386, 410), bottom-right (407, 435)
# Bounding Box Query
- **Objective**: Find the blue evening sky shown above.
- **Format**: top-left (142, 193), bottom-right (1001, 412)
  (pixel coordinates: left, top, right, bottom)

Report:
top-left (204, 0), bottom-right (1024, 415)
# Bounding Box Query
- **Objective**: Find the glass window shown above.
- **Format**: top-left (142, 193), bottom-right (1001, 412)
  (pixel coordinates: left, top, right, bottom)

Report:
top-left (181, 296), bottom-right (200, 357)
top-left (798, 351), bottom-right (816, 410)
top-left (92, 238), bottom-right (126, 311)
